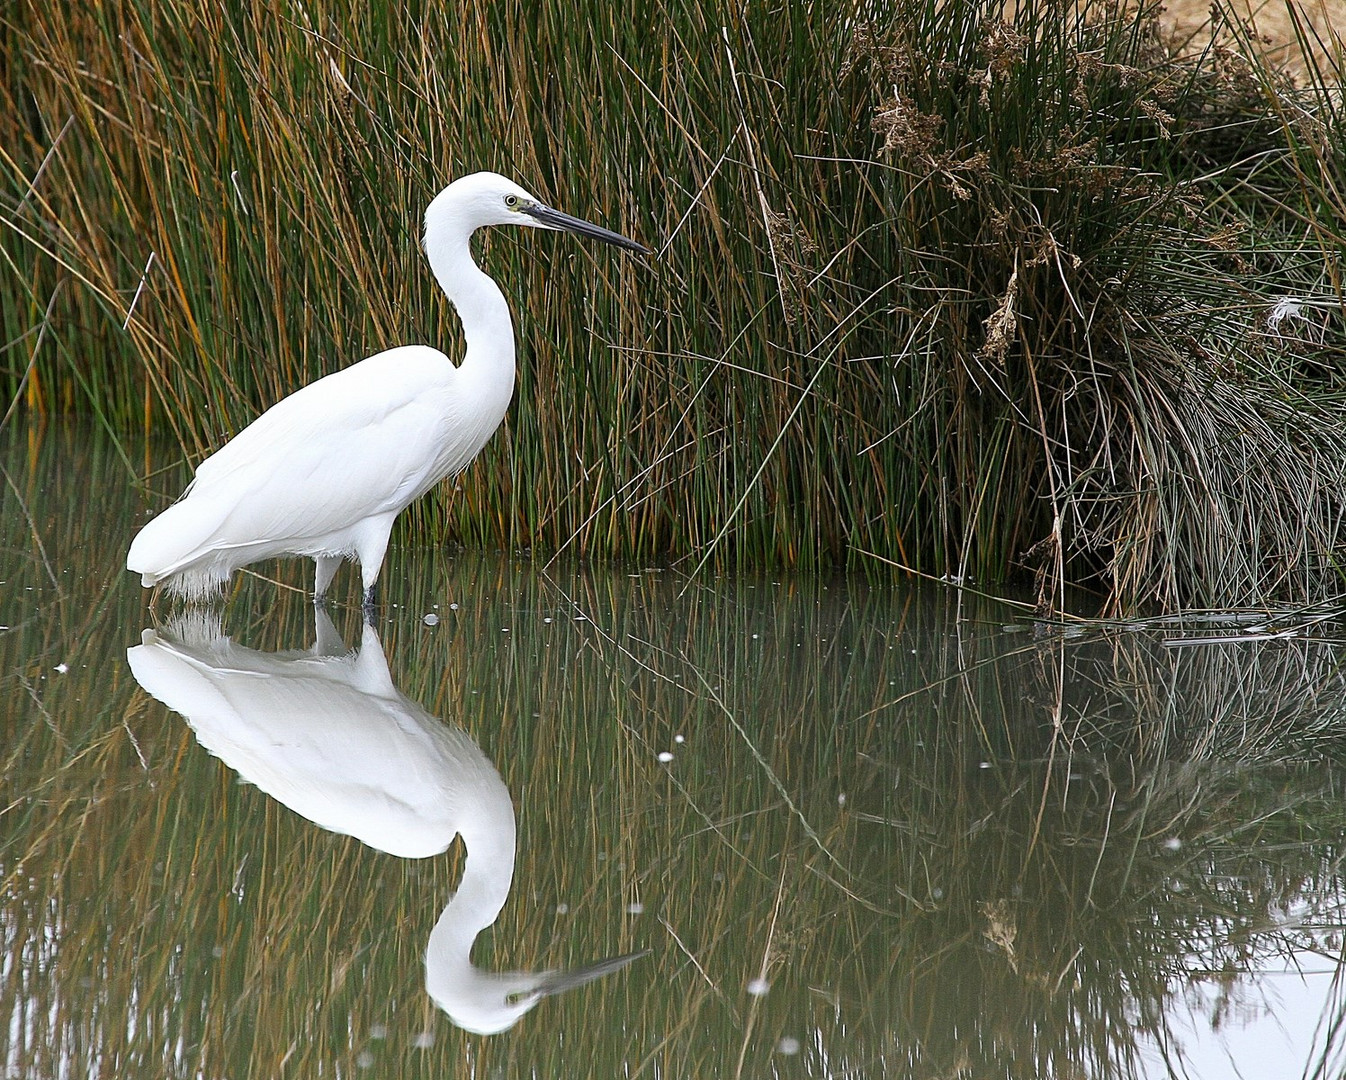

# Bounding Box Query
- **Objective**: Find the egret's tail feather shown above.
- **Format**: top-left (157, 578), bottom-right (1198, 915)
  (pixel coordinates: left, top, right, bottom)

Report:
top-left (127, 501), bottom-right (234, 602)
top-left (156, 568), bottom-right (231, 603)
top-left (161, 610), bottom-right (229, 647)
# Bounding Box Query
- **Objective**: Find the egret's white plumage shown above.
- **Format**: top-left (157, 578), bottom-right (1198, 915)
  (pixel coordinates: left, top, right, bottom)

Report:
top-left (127, 172), bottom-right (648, 605)
top-left (126, 611), bottom-right (646, 1033)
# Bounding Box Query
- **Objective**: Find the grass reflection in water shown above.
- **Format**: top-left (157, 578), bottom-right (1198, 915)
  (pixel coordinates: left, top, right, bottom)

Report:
top-left (2, 424), bottom-right (1346, 1078)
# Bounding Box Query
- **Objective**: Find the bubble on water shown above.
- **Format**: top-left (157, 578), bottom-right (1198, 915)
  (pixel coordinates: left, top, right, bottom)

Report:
top-left (746, 978), bottom-right (771, 996)
top-left (837, 793), bottom-right (846, 807)
top-left (1163, 836), bottom-right (1182, 851)
top-left (412, 1031), bottom-right (435, 1049)
top-left (657, 751), bottom-right (674, 763)
top-left (449, 602), bottom-right (459, 611)
top-left (674, 734), bottom-right (685, 744)
top-left (422, 613), bottom-right (439, 626)
top-left (626, 902), bottom-right (644, 915)
top-left (55, 663), bottom-right (69, 674)
top-left (356, 1049), bottom-right (375, 1069)
top-left (555, 903), bottom-right (569, 915)
top-left (777, 1036), bottom-right (801, 1055)
top-left (369, 1024), bottom-right (388, 1040)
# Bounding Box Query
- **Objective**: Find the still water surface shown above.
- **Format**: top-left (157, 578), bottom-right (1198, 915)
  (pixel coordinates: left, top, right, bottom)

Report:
top-left (3, 423), bottom-right (1346, 1078)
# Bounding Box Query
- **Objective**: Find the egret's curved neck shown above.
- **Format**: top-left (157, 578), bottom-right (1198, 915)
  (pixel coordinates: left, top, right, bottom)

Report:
top-left (424, 228), bottom-right (516, 403)
top-left (422, 750), bottom-right (526, 1032)
top-left (425, 808), bottom-right (517, 971)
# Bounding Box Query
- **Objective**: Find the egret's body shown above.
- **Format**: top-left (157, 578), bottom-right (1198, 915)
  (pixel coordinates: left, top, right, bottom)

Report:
top-left (127, 172), bottom-right (647, 605)
top-left (127, 612), bottom-right (645, 1033)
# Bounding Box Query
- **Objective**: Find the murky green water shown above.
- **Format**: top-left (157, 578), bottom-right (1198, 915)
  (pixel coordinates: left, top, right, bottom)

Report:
top-left (4, 422), bottom-right (1346, 1079)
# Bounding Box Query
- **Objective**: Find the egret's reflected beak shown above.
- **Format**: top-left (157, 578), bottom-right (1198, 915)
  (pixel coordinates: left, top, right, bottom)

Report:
top-left (522, 201), bottom-right (652, 255)
top-left (525, 948), bottom-right (652, 1001)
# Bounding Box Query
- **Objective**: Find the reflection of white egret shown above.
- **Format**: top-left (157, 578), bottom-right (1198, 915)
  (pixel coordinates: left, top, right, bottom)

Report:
top-left (126, 172), bottom-right (649, 608)
top-left (126, 612), bottom-right (645, 1033)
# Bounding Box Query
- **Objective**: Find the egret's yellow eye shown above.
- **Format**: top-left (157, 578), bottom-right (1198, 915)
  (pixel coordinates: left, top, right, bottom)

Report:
top-left (504, 194), bottom-right (519, 209)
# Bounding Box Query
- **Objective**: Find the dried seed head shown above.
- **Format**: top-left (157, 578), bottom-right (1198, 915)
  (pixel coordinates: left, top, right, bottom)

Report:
top-left (872, 95), bottom-right (943, 157)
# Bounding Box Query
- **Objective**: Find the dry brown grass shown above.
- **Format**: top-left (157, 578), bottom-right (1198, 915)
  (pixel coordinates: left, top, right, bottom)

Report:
top-left (1164, 0), bottom-right (1345, 80)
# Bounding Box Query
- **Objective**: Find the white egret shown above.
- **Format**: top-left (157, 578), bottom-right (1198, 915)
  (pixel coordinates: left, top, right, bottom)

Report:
top-left (127, 172), bottom-right (649, 607)
top-left (126, 610), bottom-right (647, 1034)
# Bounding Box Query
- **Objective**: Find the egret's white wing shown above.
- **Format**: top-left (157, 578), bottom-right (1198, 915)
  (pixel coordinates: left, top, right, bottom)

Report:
top-left (127, 625), bottom-right (498, 858)
top-left (187, 346), bottom-right (464, 543)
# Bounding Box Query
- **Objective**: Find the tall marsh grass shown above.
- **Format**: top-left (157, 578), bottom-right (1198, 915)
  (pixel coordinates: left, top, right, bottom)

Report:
top-left (2, 0), bottom-right (1344, 610)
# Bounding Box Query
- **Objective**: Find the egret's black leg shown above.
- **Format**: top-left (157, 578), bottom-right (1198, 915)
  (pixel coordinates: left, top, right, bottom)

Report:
top-left (362, 584), bottom-right (378, 623)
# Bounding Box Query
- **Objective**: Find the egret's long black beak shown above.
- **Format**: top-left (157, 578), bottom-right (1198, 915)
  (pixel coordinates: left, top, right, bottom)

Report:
top-left (531, 949), bottom-right (652, 999)
top-left (522, 201), bottom-right (652, 255)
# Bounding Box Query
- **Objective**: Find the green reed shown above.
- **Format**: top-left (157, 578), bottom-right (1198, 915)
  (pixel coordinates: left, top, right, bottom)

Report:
top-left (1, 0), bottom-right (1344, 611)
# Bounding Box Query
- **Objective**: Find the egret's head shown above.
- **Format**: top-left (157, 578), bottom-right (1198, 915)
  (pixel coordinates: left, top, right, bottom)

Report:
top-left (428, 949), bottom-right (651, 1035)
top-left (426, 171), bottom-right (650, 254)
top-left (430, 970), bottom-right (551, 1035)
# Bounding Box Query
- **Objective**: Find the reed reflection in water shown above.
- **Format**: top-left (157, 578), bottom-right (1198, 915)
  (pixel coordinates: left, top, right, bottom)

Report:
top-left (127, 610), bottom-right (646, 1034)
top-left (4, 422), bottom-right (1346, 1078)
